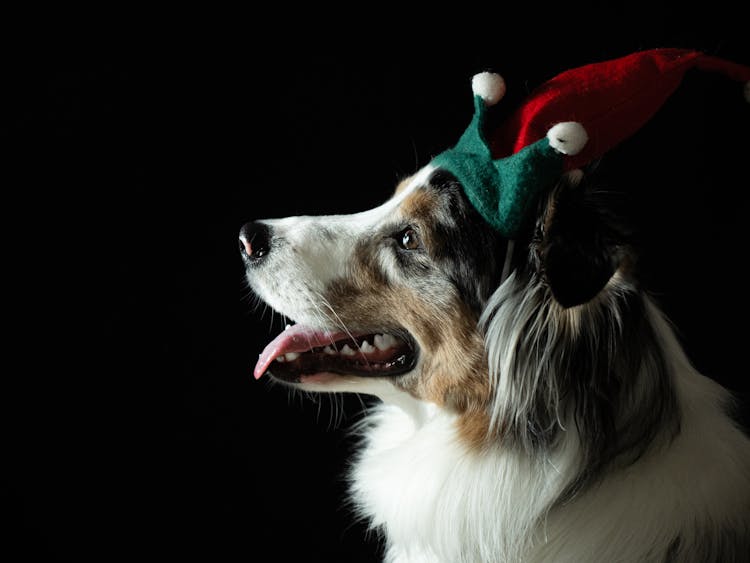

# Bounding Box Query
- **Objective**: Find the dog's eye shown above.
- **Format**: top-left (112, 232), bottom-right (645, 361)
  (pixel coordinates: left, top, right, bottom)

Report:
top-left (398, 227), bottom-right (421, 251)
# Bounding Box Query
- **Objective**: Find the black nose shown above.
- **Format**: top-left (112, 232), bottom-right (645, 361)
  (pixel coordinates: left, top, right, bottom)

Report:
top-left (239, 221), bottom-right (271, 261)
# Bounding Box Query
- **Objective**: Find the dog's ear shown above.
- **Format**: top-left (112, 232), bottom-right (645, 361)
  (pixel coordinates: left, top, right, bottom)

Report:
top-left (537, 170), bottom-right (624, 308)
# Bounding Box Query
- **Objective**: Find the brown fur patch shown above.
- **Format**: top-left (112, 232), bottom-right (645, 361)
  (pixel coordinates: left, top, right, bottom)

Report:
top-left (318, 180), bottom-right (498, 450)
top-left (324, 239), bottom-right (495, 448)
top-left (399, 186), bottom-right (440, 226)
top-left (457, 408), bottom-right (497, 451)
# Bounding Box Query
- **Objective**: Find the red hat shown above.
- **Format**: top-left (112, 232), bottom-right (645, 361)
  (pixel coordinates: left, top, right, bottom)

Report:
top-left (492, 48), bottom-right (750, 171)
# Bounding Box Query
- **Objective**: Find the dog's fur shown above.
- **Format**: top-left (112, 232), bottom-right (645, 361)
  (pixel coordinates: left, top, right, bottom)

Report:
top-left (241, 165), bottom-right (750, 562)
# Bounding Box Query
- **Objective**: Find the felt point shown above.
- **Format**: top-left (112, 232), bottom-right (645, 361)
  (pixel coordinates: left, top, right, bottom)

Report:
top-left (471, 72), bottom-right (506, 106)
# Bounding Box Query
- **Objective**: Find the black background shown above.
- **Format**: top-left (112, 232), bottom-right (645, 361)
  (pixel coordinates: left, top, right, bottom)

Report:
top-left (4, 25), bottom-right (749, 562)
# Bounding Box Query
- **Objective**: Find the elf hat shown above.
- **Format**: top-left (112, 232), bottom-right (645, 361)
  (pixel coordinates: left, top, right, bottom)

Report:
top-left (433, 48), bottom-right (750, 239)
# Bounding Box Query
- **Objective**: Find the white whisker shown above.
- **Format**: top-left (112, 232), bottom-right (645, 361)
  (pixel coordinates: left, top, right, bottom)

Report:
top-left (316, 293), bottom-right (372, 368)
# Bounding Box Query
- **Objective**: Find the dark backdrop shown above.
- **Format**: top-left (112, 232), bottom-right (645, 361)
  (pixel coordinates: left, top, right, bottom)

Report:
top-left (5, 29), bottom-right (749, 562)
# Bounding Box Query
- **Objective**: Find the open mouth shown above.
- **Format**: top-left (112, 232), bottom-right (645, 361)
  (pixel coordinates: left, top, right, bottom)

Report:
top-left (254, 324), bottom-right (418, 383)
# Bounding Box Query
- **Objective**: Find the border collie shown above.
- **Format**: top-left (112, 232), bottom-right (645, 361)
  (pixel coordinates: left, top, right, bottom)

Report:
top-left (239, 165), bottom-right (750, 562)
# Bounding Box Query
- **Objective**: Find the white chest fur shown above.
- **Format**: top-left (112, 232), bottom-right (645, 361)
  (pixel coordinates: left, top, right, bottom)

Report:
top-left (349, 402), bottom-right (568, 563)
top-left (348, 378), bottom-right (750, 563)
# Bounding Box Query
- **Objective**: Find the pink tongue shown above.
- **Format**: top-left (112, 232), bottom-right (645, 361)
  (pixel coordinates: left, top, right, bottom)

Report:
top-left (253, 324), bottom-right (350, 380)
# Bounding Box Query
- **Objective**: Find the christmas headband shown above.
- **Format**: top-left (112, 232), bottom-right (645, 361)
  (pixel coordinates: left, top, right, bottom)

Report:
top-left (432, 48), bottom-right (750, 239)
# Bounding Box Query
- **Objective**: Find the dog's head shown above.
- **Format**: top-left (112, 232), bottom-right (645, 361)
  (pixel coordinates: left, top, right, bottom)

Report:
top-left (240, 163), bottom-right (644, 446)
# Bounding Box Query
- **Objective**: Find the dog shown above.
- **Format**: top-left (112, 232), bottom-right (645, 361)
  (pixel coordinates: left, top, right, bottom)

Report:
top-left (239, 163), bottom-right (750, 562)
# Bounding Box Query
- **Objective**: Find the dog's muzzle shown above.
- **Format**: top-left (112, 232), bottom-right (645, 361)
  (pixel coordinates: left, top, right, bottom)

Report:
top-left (239, 220), bottom-right (420, 383)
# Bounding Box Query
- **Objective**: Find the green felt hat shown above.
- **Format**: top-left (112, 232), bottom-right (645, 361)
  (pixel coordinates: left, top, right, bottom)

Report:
top-left (432, 72), bottom-right (587, 239)
top-left (433, 50), bottom-right (750, 239)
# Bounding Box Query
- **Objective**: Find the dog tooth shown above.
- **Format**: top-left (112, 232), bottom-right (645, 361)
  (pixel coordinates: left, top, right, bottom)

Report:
top-left (285, 324), bottom-right (291, 330)
top-left (275, 355), bottom-right (286, 362)
top-left (340, 344), bottom-right (356, 356)
top-left (375, 333), bottom-right (398, 350)
top-left (323, 345), bottom-right (336, 355)
top-left (284, 352), bottom-right (300, 361)
top-left (360, 340), bottom-right (376, 353)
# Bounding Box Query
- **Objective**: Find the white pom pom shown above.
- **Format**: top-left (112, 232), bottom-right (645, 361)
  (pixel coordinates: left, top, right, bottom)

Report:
top-left (471, 72), bottom-right (506, 106)
top-left (744, 81), bottom-right (750, 103)
top-left (547, 122), bottom-right (588, 156)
